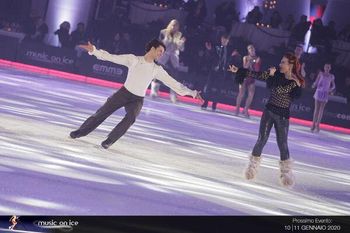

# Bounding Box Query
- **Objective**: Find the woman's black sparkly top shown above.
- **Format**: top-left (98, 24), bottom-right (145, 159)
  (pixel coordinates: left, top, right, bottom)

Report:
top-left (236, 68), bottom-right (302, 118)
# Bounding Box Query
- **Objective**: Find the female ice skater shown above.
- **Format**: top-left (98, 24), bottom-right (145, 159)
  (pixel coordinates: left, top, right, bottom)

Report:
top-left (228, 52), bottom-right (304, 187)
top-left (70, 39), bottom-right (203, 149)
top-left (311, 63), bottom-right (336, 133)
top-left (9, 215), bottom-right (19, 230)
top-left (235, 44), bottom-right (261, 117)
top-left (150, 19), bottom-right (188, 103)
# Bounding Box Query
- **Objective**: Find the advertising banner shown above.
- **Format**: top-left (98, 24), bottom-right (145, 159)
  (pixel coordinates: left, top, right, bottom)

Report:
top-left (17, 42), bottom-right (77, 73)
top-left (77, 53), bottom-right (128, 83)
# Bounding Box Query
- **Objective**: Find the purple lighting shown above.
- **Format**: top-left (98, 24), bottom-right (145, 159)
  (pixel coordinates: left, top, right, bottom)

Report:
top-left (45, 0), bottom-right (94, 46)
top-left (236, 0), bottom-right (263, 22)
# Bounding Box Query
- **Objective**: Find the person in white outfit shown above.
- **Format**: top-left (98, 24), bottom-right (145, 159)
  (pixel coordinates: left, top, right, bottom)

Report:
top-left (311, 63), bottom-right (336, 132)
top-left (150, 19), bottom-right (188, 103)
top-left (9, 215), bottom-right (19, 230)
top-left (70, 39), bottom-right (203, 149)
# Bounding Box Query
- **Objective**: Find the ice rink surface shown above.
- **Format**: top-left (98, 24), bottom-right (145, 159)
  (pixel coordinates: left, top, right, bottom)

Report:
top-left (0, 67), bottom-right (349, 215)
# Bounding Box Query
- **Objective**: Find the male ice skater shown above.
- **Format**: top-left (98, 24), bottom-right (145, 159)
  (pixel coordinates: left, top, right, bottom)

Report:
top-left (70, 39), bottom-right (203, 149)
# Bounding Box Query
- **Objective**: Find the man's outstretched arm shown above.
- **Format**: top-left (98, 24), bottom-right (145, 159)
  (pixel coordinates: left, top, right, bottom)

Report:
top-left (79, 41), bottom-right (135, 67)
top-left (156, 67), bottom-right (204, 103)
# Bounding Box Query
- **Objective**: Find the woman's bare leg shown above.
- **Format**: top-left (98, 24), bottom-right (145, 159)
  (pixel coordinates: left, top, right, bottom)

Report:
top-left (316, 101), bottom-right (327, 132)
top-left (243, 84), bottom-right (255, 117)
top-left (311, 100), bottom-right (320, 132)
top-left (235, 84), bottom-right (246, 115)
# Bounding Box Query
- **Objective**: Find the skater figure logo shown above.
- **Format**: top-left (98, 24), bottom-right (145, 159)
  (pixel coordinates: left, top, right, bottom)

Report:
top-left (9, 215), bottom-right (19, 230)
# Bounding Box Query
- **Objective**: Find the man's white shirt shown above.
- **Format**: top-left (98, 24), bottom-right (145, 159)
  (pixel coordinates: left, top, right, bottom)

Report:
top-left (89, 46), bottom-right (197, 98)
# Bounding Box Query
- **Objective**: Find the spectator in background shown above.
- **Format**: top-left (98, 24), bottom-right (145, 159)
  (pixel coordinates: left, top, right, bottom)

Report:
top-left (214, 1), bottom-right (239, 33)
top-left (325, 21), bottom-right (337, 41)
top-left (291, 15), bottom-right (311, 43)
top-left (0, 19), bottom-right (4, 30)
top-left (22, 13), bottom-right (37, 40)
top-left (338, 24), bottom-right (350, 42)
top-left (110, 32), bottom-right (123, 54)
top-left (210, 25), bottom-right (227, 45)
top-left (31, 17), bottom-right (48, 43)
top-left (0, 20), bottom-right (21, 32)
top-left (282, 14), bottom-right (295, 31)
top-left (270, 11), bottom-right (282, 29)
top-left (305, 71), bottom-right (318, 89)
top-left (185, 0), bottom-right (207, 31)
top-left (246, 6), bottom-right (263, 25)
top-left (71, 22), bottom-right (87, 48)
top-left (305, 67), bottom-right (321, 89)
top-left (122, 31), bottom-right (132, 53)
top-left (0, 19), bottom-right (8, 30)
top-left (10, 22), bottom-right (21, 32)
top-left (111, 6), bottom-right (131, 33)
top-left (334, 72), bottom-right (350, 101)
top-left (54, 21), bottom-right (71, 48)
top-left (294, 44), bottom-right (306, 78)
top-left (323, 20), bottom-right (337, 54)
top-left (309, 18), bottom-right (326, 50)
top-left (109, 31), bottom-right (132, 55)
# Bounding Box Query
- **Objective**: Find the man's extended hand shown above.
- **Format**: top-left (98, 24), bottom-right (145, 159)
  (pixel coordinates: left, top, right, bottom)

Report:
top-left (228, 64), bottom-right (238, 73)
top-left (78, 41), bottom-right (94, 53)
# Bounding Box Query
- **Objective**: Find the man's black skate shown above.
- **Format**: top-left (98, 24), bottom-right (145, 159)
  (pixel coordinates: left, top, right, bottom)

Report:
top-left (70, 130), bottom-right (81, 139)
top-left (101, 138), bottom-right (113, 149)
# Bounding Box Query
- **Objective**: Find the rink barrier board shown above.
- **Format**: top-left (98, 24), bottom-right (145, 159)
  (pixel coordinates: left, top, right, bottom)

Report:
top-left (0, 58), bottom-right (350, 134)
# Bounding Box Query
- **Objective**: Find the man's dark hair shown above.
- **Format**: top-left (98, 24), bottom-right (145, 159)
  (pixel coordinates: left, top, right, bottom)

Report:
top-left (145, 39), bottom-right (166, 52)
